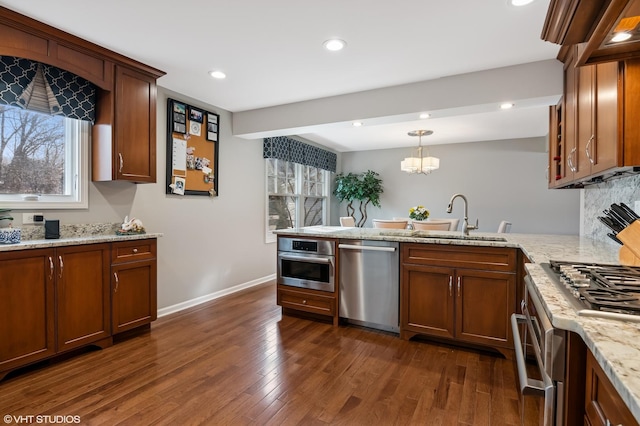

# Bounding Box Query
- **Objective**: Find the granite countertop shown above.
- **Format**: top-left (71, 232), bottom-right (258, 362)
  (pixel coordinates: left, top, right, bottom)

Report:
top-left (276, 226), bottom-right (640, 422)
top-left (0, 222), bottom-right (162, 252)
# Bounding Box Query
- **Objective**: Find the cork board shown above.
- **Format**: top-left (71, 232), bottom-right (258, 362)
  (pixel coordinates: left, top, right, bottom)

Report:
top-left (165, 98), bottom-right (219, 196)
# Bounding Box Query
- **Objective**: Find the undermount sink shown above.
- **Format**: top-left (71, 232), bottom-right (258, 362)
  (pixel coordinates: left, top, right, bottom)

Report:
top-left (409, 231), bottom-right (507, 242)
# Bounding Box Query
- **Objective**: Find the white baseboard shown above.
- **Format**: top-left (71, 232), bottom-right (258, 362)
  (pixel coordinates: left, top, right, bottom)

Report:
top-left (157, 274), bottom-right (276, 318)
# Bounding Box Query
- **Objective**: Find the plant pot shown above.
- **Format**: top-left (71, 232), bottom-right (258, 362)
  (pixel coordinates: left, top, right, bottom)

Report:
top-left (0, 227), bottom-right (21, 244)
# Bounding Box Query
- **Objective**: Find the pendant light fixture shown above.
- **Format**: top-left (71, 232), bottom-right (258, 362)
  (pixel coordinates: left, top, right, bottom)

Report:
top-left (400, 130), bottom-right (439, 174)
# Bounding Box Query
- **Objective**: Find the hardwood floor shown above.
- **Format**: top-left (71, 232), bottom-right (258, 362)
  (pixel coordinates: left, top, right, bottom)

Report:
top-left (0, 282), bottom-right (528, 425)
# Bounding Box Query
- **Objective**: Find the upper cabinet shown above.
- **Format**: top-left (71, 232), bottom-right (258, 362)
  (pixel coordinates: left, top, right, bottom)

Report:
top-left (544, 1), bottom-right (640, 188)
top-left (0, 6), bottom-right (165, 184)
top-left (93, 66), bottom-right (158, 183)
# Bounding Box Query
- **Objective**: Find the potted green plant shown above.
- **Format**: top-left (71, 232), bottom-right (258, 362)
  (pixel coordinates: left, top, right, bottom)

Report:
top-left (333, 170), bottom-right (383, 227)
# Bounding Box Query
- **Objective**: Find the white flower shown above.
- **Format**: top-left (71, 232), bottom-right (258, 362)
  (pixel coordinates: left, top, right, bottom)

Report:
top-left (409, 205), bottom-right (430, 221)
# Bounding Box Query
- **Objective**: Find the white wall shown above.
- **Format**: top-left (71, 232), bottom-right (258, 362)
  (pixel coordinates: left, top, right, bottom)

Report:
top-left (335, 137), bottom-right (580, 235)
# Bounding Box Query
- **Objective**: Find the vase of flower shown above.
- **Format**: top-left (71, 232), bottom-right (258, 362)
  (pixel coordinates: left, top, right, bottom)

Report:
top-left (409, 205), bottom-right (430, 221)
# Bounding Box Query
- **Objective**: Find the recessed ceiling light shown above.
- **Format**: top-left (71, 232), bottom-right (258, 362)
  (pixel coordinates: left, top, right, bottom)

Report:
top-left (419, 113), bottom-right (431, 119)
top-left (209, 70), bottom-right (226, 79)
top-left (352, 121), bottom-right (363, 127)
top-left (500, 103), bottom-right (515, 110)
top-left (509, 0), bottom-right (535, 6)
top-left (323, 39), bottom-right (347, 52)
top-left (611, 32), bottom-right (632, 42)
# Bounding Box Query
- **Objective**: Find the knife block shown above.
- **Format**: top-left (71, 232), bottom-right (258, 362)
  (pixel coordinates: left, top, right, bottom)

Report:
top-left (616, 221), bottom-right (640, 266)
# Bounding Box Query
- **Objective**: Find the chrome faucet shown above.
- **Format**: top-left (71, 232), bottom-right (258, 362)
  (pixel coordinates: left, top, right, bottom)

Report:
top-left (446, 193), bottom-right (478, 236)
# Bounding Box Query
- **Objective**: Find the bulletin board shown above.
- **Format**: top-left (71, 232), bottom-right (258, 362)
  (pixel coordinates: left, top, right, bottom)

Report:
top-left (165, 98), bottom-right (220, 196)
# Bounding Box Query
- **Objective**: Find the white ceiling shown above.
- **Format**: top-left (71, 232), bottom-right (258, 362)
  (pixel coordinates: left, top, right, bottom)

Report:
top-left (1, 0), bottom-right (561, 152)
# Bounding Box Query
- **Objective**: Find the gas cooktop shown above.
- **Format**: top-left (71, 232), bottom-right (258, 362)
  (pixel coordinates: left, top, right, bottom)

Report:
top-left (541, 260), bottom-right (640, 323)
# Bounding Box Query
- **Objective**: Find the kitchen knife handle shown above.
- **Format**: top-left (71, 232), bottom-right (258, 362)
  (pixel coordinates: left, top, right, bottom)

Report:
top-left (608, 233), bottom-right (623, 245)
top-left (620, 203), bottom-right (640, 220)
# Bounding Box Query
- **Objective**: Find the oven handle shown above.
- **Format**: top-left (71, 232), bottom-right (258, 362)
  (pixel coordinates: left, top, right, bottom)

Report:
top-left (338, 244), bottom-right (396, 252)
top-left (511, 313), bottom-right (548, 396)
top-left (278, 254), bottom-right (333, 264)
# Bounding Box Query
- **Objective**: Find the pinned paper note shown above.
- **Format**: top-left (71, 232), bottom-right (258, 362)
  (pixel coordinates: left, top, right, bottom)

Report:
top-left (172, 138), bottom-right (187, 176)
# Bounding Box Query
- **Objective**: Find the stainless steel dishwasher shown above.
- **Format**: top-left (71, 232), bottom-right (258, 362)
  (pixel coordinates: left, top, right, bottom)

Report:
top-left (338, 239), bottom-right (399, 333)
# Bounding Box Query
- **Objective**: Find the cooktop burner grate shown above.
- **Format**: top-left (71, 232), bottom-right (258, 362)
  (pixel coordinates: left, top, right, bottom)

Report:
top-left (547, 260), bottom-right (640, 315)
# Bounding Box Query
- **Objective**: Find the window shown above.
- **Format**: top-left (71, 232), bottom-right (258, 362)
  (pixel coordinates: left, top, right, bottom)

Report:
top-left (0, 104), bottom-right (88, 209)
top-left (266, 158), bottom-right (330, 242)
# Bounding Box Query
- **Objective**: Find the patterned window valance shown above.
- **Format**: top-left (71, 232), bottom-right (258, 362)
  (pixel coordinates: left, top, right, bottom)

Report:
top-left (263, 136), bottom-right (337, 172)
top-left (0, 56), bottom-right (96, 122)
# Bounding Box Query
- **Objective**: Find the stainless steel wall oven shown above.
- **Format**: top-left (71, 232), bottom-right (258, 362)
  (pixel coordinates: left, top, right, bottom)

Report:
top-left (277, 237), bottom-right (335, 292)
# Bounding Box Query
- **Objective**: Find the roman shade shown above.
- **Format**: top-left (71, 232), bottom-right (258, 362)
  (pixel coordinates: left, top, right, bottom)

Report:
top-left (263, 136), bottom-right (337, 172)
top-left (0, 56), bottom-right (96, 122)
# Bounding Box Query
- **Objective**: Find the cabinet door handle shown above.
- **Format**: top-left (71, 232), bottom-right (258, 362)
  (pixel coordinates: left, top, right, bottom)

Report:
top-left (58, 255), bottom-right (64, 279)
top-left (118, 153), bottom-right (124, 173)
top-left (586, 136), bottom-right (595, 165)
top-left (48, 256), bottom-right (54, 281)
top-left (449, 276), bottom-right (453, 297)
top-left (457, 276), bottom-right (461, 297)
top-left (133, 248), bottom-right (138, 253)
top-left (567, 147), bottom-right (577, 172)
top-left (114, 272), bottom-right (119, 292)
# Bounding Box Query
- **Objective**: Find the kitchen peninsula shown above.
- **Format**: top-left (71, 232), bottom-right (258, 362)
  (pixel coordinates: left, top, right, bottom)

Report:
top-left (275, 226), bottom-right (640, 424)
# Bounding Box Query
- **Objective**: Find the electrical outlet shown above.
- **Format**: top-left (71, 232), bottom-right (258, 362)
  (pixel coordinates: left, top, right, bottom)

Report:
top-left (22, 212), bottom-right (43, 225)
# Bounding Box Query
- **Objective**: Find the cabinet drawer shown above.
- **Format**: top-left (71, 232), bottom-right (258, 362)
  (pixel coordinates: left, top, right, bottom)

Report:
top-left (402, 243), bottom-right (516, 272)
top-left (111, 239), bottom-right (156, 264)
top-left (277, 287), bottom-right (336, 317)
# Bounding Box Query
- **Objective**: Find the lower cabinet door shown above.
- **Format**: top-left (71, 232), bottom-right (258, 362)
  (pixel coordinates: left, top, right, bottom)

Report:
top-left (455, 269), bottom-right (515, 348)
top-left (56, 244), bottom-right (111, 351)
top-left (111, 259), bottom-right (157, 334)
top-left (0, 249), bottom-right (55, 373)
top-left (585, 349), bottom-right (639, 426)
top-left (401, 264), bottom-right (455, 339)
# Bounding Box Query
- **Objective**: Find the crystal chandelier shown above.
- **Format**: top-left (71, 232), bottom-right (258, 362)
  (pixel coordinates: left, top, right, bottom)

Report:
top-left (400, 130), bottom-right (439, 174)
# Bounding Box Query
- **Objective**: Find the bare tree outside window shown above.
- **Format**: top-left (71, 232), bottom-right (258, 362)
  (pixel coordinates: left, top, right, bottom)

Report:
top-left (0, 105), bottom-right (66, 195)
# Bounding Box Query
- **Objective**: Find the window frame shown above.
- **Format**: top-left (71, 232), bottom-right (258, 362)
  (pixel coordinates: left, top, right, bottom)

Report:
top-left (265, 158), bottom-right (330, 243)
top-left (0, 113), bottom-right (89, 210)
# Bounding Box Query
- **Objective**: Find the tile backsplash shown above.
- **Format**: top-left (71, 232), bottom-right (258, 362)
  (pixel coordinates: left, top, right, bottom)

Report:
top-left (583, 174), bottom-right (640, 245)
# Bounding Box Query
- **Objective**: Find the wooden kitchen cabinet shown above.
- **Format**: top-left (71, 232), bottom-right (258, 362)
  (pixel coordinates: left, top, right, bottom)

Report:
top-left (400, 244), bottom-right (516, 356)
top-left (552, 46), bottom-right (640, 187)
top-left (111, 239), bottom-right (158, 334)
top-left (277, 286), bottom-right (337, 318)
top-left (55, 244), bottom-right (111, 352)
top-left (0, 249), bottom-right (56, 376)
top-left (575, 60), bottom-right (619, 179)
top-left (0, 244), bottom-right (111, 380)
top-left (92, 65), bottom-right (159, 183)
top-left (557, 47), bottom-right (578, 187)
top-left (549, 98), bottom-right (567, 187)
top-left (585, 349), bottom-right (639, 426)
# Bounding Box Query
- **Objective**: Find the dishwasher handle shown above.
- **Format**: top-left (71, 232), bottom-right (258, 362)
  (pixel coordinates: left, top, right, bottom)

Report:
top-left (338, 244), bottom-right (396, 252)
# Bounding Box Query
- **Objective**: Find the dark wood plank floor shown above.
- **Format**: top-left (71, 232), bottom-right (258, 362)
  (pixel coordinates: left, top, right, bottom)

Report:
top-left (0, 282), bottom-right (528, 425)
